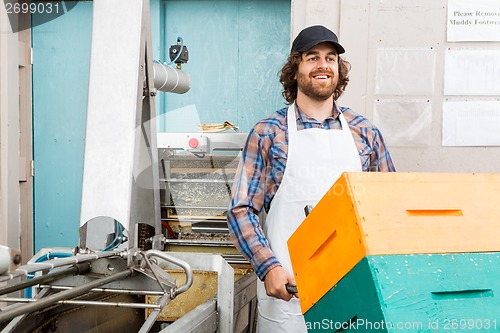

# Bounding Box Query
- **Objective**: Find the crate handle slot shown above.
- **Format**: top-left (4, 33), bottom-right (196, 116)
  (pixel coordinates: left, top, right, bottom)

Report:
top-left (431, 288), bottom-right (492, 299)
top-left (406, 209), bottom-right (463, 216)
top-left (309, 230), bottom-right (337, 261)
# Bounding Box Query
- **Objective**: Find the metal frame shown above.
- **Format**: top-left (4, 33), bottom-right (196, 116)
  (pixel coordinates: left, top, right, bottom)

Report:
top-left (157, 132), bottom-right (246, 234)
top-left (152, 252), bottom-right (235, 333)
top-left (159, 269), bottom-right (257, 333)
top-left (160, 298), bottom-right (218, 333)
top-left (1, 249), bottom-right (256, 333)
top-left (0, 248), bottom-right (194, 332)
top-left (79, 0), bottom-right (161, 253)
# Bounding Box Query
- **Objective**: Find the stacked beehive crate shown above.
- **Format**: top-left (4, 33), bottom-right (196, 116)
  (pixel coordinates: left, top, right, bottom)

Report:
top-left (288, 172), bottom-right (500, 332)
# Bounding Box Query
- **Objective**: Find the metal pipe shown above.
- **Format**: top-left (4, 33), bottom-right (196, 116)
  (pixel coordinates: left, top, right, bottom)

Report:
top-left (160, 179), bottom-right (232, 184)
top-left (0, 289), bottom-right (50, 333)
top-left (60, 299), bottom-right (159, 309)
top-left (2, 250), bottom-right (124, 282)
top-left (0, 297), bottom-right (161, 310)
top-left (163, 240), bottom-right (232, 246)
top-left (39, 285), bottom-right (164, 296)
top-left (152, 62), bottom-right (190, 94)
top-left (0, 263), bottom-right (91, 297)
top-left (144, 250), bottom-right (193, 297)
top-left (191, 227), bottom-right (231, 233)
top-left (0, 268), bottom-right (133, 324)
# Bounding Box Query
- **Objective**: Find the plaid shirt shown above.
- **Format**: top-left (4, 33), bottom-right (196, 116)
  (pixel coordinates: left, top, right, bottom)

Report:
top-left (227, 104), bottom-right (396, 280)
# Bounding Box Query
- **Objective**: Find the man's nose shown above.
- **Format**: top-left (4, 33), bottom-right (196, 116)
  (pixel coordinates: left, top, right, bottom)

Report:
top-left (316, 58), bottom-right (329, 68)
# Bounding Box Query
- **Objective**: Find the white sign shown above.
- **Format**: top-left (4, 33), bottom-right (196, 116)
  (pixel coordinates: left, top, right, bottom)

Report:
top-left (442, 100), bottom-right (500, 146)
top-left (448, 0), bottom-right (500, 41)
top-left (373, 100), bottom-right (432, 147)
top-left (444, 49), bottom-right (500, 96)
top-left (375, 48), bottom-right (436, 95)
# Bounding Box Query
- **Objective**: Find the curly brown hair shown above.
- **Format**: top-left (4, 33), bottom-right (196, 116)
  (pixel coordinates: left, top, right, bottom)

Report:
top-left (279, 51), bottom-right (351, 104)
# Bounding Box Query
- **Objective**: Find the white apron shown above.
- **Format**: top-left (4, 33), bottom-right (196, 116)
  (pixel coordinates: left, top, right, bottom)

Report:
top-left (256, 103), bottom-right (362, 332)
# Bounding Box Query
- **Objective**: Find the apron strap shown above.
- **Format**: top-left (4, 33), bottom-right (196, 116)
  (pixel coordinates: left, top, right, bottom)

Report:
top-left (338, 109), bottom-right (350, 133)
top-left (287, 103), bottom-right (298, 139)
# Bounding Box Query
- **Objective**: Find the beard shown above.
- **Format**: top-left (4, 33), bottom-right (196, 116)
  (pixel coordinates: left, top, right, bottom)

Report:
top-left (296, 70), bottom-right (337, 101)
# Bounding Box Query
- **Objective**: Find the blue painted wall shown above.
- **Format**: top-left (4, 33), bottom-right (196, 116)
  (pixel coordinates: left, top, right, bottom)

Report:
top-left (32, 0), bottom-right (290, 252)
top-left (159, 0), bottom-right (291, 132)
top-left (32, 2), bottom-right (93, 251)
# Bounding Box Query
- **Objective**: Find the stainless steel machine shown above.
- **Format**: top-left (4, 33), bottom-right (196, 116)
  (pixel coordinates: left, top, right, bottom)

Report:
top-left (157, 132), bottom-right (248, 263)
top-left (0, 0), bottom-right (256, 331)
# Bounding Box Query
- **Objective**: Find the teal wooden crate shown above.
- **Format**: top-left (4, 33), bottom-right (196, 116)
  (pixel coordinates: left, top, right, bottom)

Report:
top-left (304, 253), bottom-right (500, 332)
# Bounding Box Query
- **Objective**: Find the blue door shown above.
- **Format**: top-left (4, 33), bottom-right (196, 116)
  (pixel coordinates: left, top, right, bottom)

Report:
top-left (32, 2), bottom-right (93, 251)
top-left (159, 0), bottom-right (291, 132)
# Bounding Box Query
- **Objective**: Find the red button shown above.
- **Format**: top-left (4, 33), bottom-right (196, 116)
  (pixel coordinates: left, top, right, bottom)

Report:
top-left (188, 138), bottom-right (199, 148)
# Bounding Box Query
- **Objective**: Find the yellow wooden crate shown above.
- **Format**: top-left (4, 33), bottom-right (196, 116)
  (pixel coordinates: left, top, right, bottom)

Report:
top-left (288, 172), bottom-right (500, 313)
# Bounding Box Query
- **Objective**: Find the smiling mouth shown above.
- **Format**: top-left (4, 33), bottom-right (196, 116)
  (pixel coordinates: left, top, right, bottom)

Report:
top-left (312, 74), bottom-right (331, 80)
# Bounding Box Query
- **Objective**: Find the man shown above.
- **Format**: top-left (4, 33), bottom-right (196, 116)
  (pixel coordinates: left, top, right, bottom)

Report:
top-left (227, 25), bottom-right (395, 332)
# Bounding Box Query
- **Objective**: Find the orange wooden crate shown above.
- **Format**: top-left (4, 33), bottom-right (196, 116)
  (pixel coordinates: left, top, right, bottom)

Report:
top-left (288, 172), bottom-right (500, 313)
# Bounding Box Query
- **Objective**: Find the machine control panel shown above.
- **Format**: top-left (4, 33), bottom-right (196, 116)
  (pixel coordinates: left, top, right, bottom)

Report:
top-left (185, 134), bottom-right (208, 153)
top-left (157, 132), bottom-right (248, 156)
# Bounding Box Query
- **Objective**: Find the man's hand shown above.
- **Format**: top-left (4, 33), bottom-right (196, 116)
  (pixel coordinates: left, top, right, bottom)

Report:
top-left (263, 266), bottom-right (299, 301)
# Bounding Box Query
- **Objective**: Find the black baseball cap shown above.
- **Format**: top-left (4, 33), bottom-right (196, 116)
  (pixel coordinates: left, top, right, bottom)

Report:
top-left (291, 25), bottom-right (345, 54)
